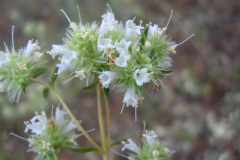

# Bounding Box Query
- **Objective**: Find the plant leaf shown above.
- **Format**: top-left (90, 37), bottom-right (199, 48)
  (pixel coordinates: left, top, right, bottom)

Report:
top-left (139, 26), bottom-right (149, 46)
top-left (43, 88), bottom-right (49, 98)
top-left (82, 81), bottom-right (99, 90)
top-left (103, 87), bottom-right (110, 99)
top-left (30, 67), bottom-right (48, 78)
top-left (110, 139), bottom-right (128, 148)
top-left (26, 61), bottom-right (37, 69)
top-left (161, 69), bottom-right (173, 74)
top-left (50, 60), bottom-right (60, 88)
top-left (36, 155), bottom-right (47, 160)
top-left (62, 146), bottom-right (100, 153)
top-left (149, 48), bottom-right (156, 59)
top-left (47, 155), bottom-right (54, 160)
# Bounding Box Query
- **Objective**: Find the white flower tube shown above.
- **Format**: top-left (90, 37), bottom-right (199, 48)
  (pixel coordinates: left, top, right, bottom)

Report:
top-left (134, 68), bottom-right (150, 86)
top-left (142, 130), bottom-right (158, 147)
top-left (114, 38), bottom-right (131, 55)
top-left (24, 40), bottom-right (41, 58)
top-left (121, 138), bottom-right (140, 154)
top-left (125, 19), bottom-right (144, 40)
top-left (99, 71), bottom-right (119, 88)
top-left (115, 53), bottom-right (130, 67)
top-left (0, 52), bottom-right (10, 67)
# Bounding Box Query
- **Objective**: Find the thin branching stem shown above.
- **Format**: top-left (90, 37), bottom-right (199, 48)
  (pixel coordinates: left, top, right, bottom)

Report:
top-left (104, 95), bottom-right (111, 150)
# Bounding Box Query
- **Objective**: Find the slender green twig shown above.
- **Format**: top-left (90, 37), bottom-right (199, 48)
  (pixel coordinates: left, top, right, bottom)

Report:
top-left (97, 83), bottom-right (108, 160)
top-left (104, 96), bottom-right (111, 150)
top-left (30, 77), bottom-right (103, 152)
top-left (53, 151), bottom-right (59, 160)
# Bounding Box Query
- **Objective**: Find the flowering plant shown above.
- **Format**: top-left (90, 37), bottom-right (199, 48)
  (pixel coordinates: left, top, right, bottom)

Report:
top-left (1, 4), bottom-right (193, 160)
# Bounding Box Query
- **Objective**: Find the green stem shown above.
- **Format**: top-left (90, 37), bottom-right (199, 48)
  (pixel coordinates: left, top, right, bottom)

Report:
top-left (53, 151), bottom-right (59, 160)
top-left (104, 96), bottom-right (111, 150)
top-left (30, 78), bottom-right (103, 152)
top-left (97, 83), bottom-right (108, 159)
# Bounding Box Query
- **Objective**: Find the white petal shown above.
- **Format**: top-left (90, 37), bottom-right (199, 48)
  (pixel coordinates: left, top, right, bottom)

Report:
top-left (25, 40), bottom-right (41, 57)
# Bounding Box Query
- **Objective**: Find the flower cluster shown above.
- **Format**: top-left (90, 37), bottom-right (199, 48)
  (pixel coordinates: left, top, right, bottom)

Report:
top-left (121, 130), bottom-right (174, 160)
top-left (0, 34), bottom-right (43, 102)
top-left (24, 106), bottom-right (92, 158)
top-left (48, 6), bottom-right (193, 119)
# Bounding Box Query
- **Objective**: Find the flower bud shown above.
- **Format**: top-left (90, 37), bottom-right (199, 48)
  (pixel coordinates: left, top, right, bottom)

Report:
top-left (145, 41), bottom-right (151, 50)
top-left (18, 79), bottom-right (23, 83)
top-left (76, 44), bottom-right (82, 49)
top-left (76, 33), bottom-right (81, 38)
top-left (152, 150), bottom-right (159, 157)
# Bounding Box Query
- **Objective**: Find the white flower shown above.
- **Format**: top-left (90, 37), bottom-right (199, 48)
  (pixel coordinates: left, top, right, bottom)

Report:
top-left (97, 37), bottom-right (115, 57)
top-left (80, 27), bottom-right (88, 40)
top-left (48, 45), bottom-right (74, 59)
top-left (64, 120), bottom-right (78, 133)
top-left (121, 138), bottom-right (139, 154)
top-left (42, 141), bottom-right (51, 150)
top-left (55, 107), bottom-right (68, 127)
top-left (157, 59), bottom-right (172, 69)
top-left (142, 130), bottom-right (158, 147)
top-left (0, 52), bottom-right (10, 67)
top-left (24, 40), bottom-right (41, 58)
top-left (99, 11), bottom-right (117, 35)
top-left (144, 41), bottom-right (151, 49)
top-left (123, 88), bottom-right (138, 108)
top-left (56, 63), bottom-right (69, 75)
top-left (125, 19), bottom-right (144, 40)
top-left (24, 111), bottom-right (48, 135)
top-left (149, 24), bottom-right (159, 36)
top-left (115, 52), bottom-right (130, 67)
top-left (75, 70), bottom-right (86, 80)
top-left (114, 39), bottom-right (131, 55)
top-left (134, 68), bottom-right (150, 86)
top-left (99, 71), bottom-right (119, 88)
top-left (168, 44), bottom-right (177, 54)
top-left (17, 63), bottom-right (27, 71)
top-left (60, 50), bottom-right (78, 67)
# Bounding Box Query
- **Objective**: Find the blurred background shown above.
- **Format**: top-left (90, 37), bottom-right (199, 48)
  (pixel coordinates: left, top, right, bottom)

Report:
top-left (0, 0), bottom-right (239, 159)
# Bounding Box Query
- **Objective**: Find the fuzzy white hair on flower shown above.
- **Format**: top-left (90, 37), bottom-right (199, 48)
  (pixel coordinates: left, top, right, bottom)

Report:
top-left (114, 38), bottom-right (131, 55)
top-left (97, 37), bottom-right (115, 58)
top-left (24, 111), bottom-right (48, 135)
top-left (0, 82), bottom-right (6, 92)
top-left (134, 68), bottom-right (150, 86)
top-left (121, 138), bottom-right (140, 154)
top-left (142, 130), bottom-right (158, 147)
top-left (0, 52), bottom-right (10, 67)
top-left (125, 18), bottom-right (144, 40)
top-left (115, 52), bottom-right (130, 67)
top-left (24, 40), bottom-right (41, 58)
top-left (99, 71), bottom-right (119, 88)
top-left (157, 59), bottom-right (172, 69)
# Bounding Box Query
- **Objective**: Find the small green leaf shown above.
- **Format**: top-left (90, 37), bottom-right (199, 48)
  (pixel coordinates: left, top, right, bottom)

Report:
top-left (30, 67), bottom-right (48, 78)
top-left (36, 155), bottom-right (47, 160)
top-left (140, 26), bottom-right (149, 46)
top-left (63, 146), bottom-right (100, 153)
top-left (51, 60), bottom-right (60, 87)
top-left (82, 81), bottom-right (99, 90)
top-left (161, 69), bottom-right (173, 74)
top-left (103, 87), bottom-right (110, 99)
top-left (139, 85), bottom-right (144, 92)
top-left (47, 155), bottom-right (54, 160)
top-left (26, 61), bottom-right (37, 69)
top-left (110, 139), bottom-right (128, 148)
top-left (21, 77), bottom-right (30, 89)
top-left (43, 88), bottom-right (49, 98)
top-left (100, 65), bottom-right (109, 71)
top-left (149, 48), bottom-right (156, 59)
top-left (22, 87), bottom-right (26, 94)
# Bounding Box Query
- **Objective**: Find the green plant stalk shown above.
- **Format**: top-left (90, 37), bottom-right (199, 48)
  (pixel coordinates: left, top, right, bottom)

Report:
top-left (30, 78), bottom-right (103, 152)
top-left (53, 151), bottom-right (59, 160)
top-left (97, 83), bottom-right (108, 160)
top-left (104, 96), bottom-right (111, 150)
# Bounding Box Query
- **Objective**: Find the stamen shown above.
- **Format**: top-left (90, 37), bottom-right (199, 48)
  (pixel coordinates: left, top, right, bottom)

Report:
top-left (177, 33), bottom-right (195, 46)
top-left (106, 3), bottom-right (113, 14)
top-left (135, 107), bottom-right (137, 121)
top-left (165, 9), bottom-right (173, 28)
top-left (60, 9), bottom-right (72, 24)
top-left (120, 103), bottom-right (125, 114)
top-left (76, 128), bottom-right (96, 138)
top-left (9, 132), bottom-right (28, 141)
top-left (11, 25), bottom-right (15, 53)
top-left (63, 75), bottom-right (76, 84)
top-left (77, 5), bottom-right (82, 24)
top-left (110, 149), bottom-right (129, 159)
